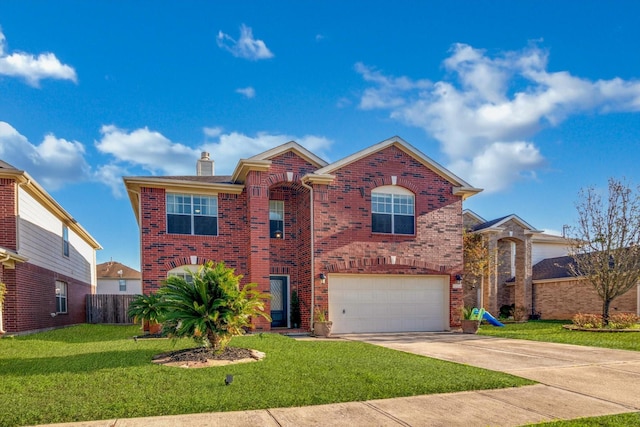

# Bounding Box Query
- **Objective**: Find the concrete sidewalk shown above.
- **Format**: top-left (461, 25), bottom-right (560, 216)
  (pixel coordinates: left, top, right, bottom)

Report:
top-left (31, 333), bottom-right (640, 427)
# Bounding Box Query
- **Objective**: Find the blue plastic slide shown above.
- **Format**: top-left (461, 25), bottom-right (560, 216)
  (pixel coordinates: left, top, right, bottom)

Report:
top-left (482, 311), bottom-right (505, 327)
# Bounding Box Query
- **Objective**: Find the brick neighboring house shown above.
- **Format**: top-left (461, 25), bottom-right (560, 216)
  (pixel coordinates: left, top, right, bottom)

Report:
top-left (124, 137), bottom-right (481, 333)
top-left (462, 210), bottom-right (640, 319)
top-left (96, 260), bottom-right (142, 295)
top-left (0, 160), bottom-right (101, 335)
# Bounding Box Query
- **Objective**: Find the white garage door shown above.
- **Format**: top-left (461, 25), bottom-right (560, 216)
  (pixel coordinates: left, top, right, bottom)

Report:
top-left (328, 274), bottom-right (449, 334)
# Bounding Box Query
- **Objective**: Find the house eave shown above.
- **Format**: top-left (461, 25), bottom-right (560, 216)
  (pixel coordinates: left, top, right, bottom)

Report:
top-left (230, 160), bottom-right (273, 184)
top-left (123, 177), bottom-right (245, 226)
top-left (0, 246), bottom-right (29, 269)
top-left (0, 169), bottom-right (102, 250)
top-left (302, 173), bottom-right (336, 185)
top-left (453, 187), bottom-right (483, 200)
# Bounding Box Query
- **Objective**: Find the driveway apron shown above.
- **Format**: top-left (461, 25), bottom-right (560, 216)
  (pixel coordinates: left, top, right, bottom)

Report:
top-left (342, 332), bottom-right (640, 414)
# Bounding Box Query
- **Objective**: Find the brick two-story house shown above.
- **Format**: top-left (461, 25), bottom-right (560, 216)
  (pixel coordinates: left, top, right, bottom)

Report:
top-left (124, 137), bottom-right (481, 333)
top-left (0, 160), bottom-right (101, 334)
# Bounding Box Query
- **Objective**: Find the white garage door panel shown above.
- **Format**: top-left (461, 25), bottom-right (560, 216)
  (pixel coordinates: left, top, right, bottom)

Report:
top-left (329, 274), bottom-right (449, 334)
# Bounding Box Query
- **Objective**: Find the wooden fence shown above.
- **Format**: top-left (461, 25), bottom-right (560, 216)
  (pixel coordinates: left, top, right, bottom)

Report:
top-left (86, 294), bottom-right (137, 324)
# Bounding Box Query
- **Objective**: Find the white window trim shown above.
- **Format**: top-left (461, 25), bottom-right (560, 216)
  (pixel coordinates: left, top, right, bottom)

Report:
top-left (62, 225), bottom-right (70, 257)
top-left (371, 186), bottom-right (415, 235)
top-left (166, 193), bottom-right (219, 236)
top-left (269, 200), bottom-right (285, 239)
top-left (55, 280), bottom-right (68, 314)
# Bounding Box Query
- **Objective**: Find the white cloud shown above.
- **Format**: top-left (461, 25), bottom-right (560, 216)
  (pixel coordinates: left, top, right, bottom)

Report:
top-left (235, 86), bottom-right (256, 98)
top-left (201, 131), bottom-right (333, 174)
top-left (94, 163), bottom-right (129, 197)
top-left (203, 126), bottom-right (223, 138)
top-left (356, 43), bottom-right (640, 193)
top-left (448, 141), bottom-right (544, 193)
top-left (95, 125), bottom-right (333, 181)
top-left (0, 29), bottom-right (77, 86)
top-left (0, 121), bottom-right (89, 189)
top-left (216, 24), bottom-right (274, 61)
top-left (95, 125), bottom-right (199, 176)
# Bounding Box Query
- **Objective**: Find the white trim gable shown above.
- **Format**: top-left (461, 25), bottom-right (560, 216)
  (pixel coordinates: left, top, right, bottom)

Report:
top-left (247, 141), bottom-right (329, 168)
top-left (313, 136), bottom-right (482, 199)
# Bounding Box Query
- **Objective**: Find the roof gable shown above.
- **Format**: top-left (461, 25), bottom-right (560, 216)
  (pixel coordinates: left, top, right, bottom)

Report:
top-left (0, 161), bottom-right (101, 250)
top-left (472, 214), bottom-right (541, 233)
top-left (97, 260), bottom-right (141, 279)
top-left (314, 136), bottom-right (481, 199)
top-left (247, 141), bottom-right (328, 168)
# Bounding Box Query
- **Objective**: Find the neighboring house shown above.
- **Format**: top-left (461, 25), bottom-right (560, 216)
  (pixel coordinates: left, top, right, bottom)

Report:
top-left (96, 260), bottom-right (142, 295)
top-left (124, 137), bottom-right (481, 333)
top-left (0, 160), bottom-right (101, 334)
top-left (462, 210), bottom-right (639, 318)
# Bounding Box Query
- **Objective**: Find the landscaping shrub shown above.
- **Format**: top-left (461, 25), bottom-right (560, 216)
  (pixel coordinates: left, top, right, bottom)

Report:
top-left (573, 312), bottom-right (639, 329)
top-left (572, 313), bottom-right (603, 329)
top-left (608, 312), bottom-right (640, 329)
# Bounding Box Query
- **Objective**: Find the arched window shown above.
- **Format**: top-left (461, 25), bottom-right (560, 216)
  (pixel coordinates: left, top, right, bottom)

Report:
top-left (167, 265), bottom-right (200, 284)
top-left (371, 185), bottom-right (415, 235)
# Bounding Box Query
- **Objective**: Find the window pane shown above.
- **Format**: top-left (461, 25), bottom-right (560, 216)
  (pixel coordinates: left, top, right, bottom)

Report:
top-left (167, 194), bottom-right (191, 214)
top-left (394, 215), bottom-right (415, 234)
top-left (269, 200), bottom-right (284, 220)
top-left (194, 216), bottom-right (217, 236)
top-left (167, 214), bottom-right (191, 234)
top-left (372, 213), bottom-right (392, 233)
top-left (193, 196), bottom-right (217, 216)
top-left (270, 219), bottom-right (284, 238)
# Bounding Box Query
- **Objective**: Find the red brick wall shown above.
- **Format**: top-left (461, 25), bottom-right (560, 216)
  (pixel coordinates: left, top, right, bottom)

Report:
top-left (140, 187), bottom-right (250, 293)
top-left (3, 262), bottom-right (91, 333)
top-left (534, 279), bottom-right (638, 319)
top-left (0, 178), bottom-right (17, 250)
top-left (313, 146), bottom-right (464, 326)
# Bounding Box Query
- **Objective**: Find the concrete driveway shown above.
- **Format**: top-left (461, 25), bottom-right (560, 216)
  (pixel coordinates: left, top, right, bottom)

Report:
top-left (341, 332), bottom-right (640, 420)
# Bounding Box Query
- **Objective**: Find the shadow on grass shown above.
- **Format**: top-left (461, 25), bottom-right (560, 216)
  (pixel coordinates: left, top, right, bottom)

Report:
top-left (0, 349), bottom-right (160, 376)
top-left (13, 324), bottom-right (143, 344)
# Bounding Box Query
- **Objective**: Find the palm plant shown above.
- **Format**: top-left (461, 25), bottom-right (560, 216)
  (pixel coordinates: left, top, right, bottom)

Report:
top-left (127, 292), bottom-right (165, 330)
top-left (159, 261), bottom-right (271, 353)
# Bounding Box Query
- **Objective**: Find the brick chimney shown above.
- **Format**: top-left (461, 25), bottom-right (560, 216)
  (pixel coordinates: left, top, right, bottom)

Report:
top-left (196, 152), bottom-right (214, 176)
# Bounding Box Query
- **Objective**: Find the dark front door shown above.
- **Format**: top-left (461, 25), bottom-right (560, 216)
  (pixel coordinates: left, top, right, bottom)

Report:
top-left (270, 276), bottom-right (288, 328)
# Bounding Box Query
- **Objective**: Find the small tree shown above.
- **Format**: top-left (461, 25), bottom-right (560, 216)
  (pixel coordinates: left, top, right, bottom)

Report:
top-left (567, 178), bottom-right (640, 325)
top-left (159, 261), bottom-right (271, 353)
top-left (463, 229), bottom-right (490, 307)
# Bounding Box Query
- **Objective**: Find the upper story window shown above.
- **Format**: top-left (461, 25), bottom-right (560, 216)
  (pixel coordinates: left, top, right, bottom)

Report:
top-left (371, 186), bottom-right (415, 235)
top-left (269, 200), bottom-right (284, 239)
top-left (166, 193), bottom-right (218, 236)
top-left (119, 279), bottom-right (127, 292)
top-left (55, 280), bottom-right (68, 313)
top-left (62, 225), bottom-right (69, 257)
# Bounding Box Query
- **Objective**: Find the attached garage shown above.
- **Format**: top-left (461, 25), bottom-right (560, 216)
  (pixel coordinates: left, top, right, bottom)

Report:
top-left (328, 274), bottom-right (450, 334)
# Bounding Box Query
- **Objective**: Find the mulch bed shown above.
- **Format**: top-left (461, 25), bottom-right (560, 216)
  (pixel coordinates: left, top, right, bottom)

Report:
top-left (151, 346), bottom-right (265, 368)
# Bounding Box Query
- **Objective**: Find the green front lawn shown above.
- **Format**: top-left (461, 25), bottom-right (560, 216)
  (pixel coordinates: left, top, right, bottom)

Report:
top-left (478, 320), bottom-right (640, 351)
top-left (0, 325), bottom-right (533, 426)
top-left (528, 412), bottom-right (640, 426)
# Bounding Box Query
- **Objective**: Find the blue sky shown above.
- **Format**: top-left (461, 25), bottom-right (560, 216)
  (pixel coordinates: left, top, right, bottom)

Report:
top-left (1, 1), bottom-right (640, 270)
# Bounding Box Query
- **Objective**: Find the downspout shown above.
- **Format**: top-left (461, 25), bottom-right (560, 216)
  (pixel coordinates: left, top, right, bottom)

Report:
top-left (300, 178), bottom-right (315, 331)
top-left (0, 254), bottom-right (10, 334)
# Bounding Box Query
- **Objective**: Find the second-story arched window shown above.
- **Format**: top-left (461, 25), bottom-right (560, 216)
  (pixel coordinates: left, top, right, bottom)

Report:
top-left (371, 185), bottom-right (415, 235)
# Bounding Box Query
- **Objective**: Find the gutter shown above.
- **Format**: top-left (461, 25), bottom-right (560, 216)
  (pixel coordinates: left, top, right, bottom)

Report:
top-left (299, 178), bottom-right (315, 331)
top-left (0, 253), bottom-right (8, 334)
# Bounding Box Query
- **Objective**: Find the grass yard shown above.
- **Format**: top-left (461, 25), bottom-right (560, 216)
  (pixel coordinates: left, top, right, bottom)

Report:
top-left (0, 325), bottom-right (533, 426)
top-left (478, 320), bottom-right (640, 351)
top-left (527, 412), bottom-right (640, 426)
